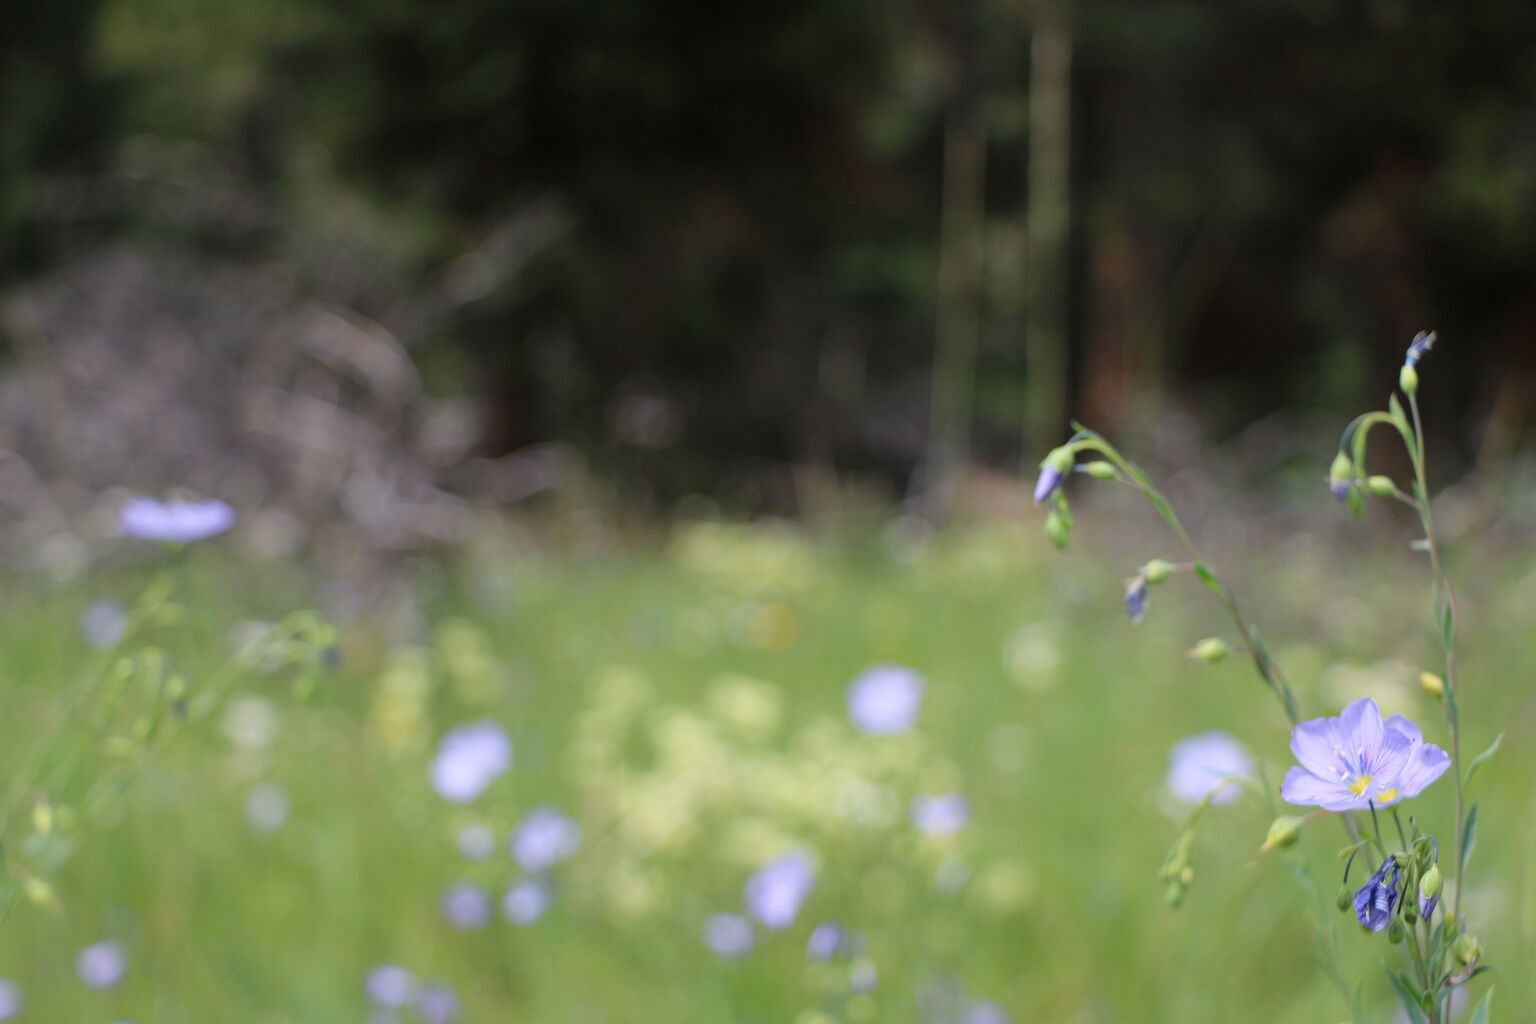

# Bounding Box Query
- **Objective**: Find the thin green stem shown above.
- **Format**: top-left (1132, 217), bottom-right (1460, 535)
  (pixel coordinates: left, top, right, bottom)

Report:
top-left (1408, 394), bottom-right (1466, 926)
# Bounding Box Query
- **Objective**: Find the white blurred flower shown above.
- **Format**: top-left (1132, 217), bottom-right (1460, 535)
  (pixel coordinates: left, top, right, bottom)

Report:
top-left (77, 941), bottom-right (126, 989)
top-left (81, 599), bottom-right (128, 651)
top-left (245, 783), bottom-right (290, 833)
top-left (502, 880), bottom-right (550, 925)
top-left (455, 823), bottom-right (496, 860)
top-left (0, 980), bottom-right (21, 1020)
top-left (223, 698), bottom-right (280, 752)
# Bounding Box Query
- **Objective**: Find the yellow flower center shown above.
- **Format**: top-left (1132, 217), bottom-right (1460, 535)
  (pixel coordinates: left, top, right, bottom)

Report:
top-left (1376, 787), bottom-right (1399, 803)
top-left (1347, 774), bottom-right (1373, 796)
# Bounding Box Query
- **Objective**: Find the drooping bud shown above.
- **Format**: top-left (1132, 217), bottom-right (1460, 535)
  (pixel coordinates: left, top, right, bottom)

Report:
top-left (1453, 933), bottom-right (1482, 967)
top-left (1044, 510), bottom-right (1069, 550)
top-left (1400, 364), bottom-right (1419, 397)
top-left (1034, 447), bottom-right (1074, 504)
top-left (1259, 818), bottom-right (1301, 860)
top-left (1142, 558), bottom-right (1176, 584)
top-left (1365, 476), bottom-right (1397, 498)
top-left (1191, 638), bottom-right (1229, 664)
top-left (1419, 671), bottom-right (1445, 699)
top-left (1082, 461), bottom-right (1117, 480)
top-left (1123, 573), bottom-right (1149, 625)
top-left (1335, 884), bottom-right (1352, 912)
top-left (1328, 452), bottom-right (1354, 501)
top-left (1259, 816), bottom-right (1301, 853)
top-left (1419, 863), bottom-right (1442, 921)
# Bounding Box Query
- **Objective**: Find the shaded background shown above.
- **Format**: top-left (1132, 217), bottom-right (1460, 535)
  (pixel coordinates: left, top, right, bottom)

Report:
top-left (5, 0), bottom-right (1536, 539)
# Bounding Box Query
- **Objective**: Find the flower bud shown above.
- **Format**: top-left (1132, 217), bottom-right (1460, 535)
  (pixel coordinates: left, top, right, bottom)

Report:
top-left (1034, 447), bottom-right (1075, 504)
top-left (1365, 476), bottom-right (1397, 497)
top-left (1082, 461), bottom-right (1117, 480)
top-left (1387, 917), bottom-right (1406, 944)
top-left (1419, 671), bottom-right (1445, 699)
top-left (1418, 863), bottom-right (1442, 921)
top-left (1328, 452), bottom-right (1354, 501)
top-left (1335, 884), bottom-right (1352, 912)
top-left (1143, 559), bottom-right (1176, 584)
top-left (1044, 511), bottom-right (1069, 550)
top-left (1402, 901), bottom-right (1418, 925)
top-left (1259, 816), bottom-right (1301, 853)
top-left (1453, 933), bottom-right (1482, 967)
top-left (1191, 638), bottom-right (1229, 664)
top-left (1400, 364), bottom-right (1419, 396)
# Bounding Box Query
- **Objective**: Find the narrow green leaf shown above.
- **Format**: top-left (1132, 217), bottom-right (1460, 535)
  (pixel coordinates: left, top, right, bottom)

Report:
top-left (1464, 733), bottom-right (1503, 788)
top-left (1384, 968), bottom-right (1429, 1024)
top-left (1466, 986), bottom-right (1493, 1024)
top-left (1440, 598), bottom-right (1456, 654)
top-left (1461, 803), bottom-right (1479, 874)
top-left (1347, 487), bottom-right (1365, 519)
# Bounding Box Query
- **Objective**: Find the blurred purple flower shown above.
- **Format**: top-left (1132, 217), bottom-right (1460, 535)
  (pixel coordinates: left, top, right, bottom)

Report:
top-left (846, 665), bottom-right (924, 736)
top-left (441, 882), bottom-right (492, 930)
top-left (365, 964), bottom-right (414, 1007)
top-left (502, 880), bottom-right (550, 925)
top-left (1405, 331), bottom-right (1436, 367)
top-left (429, 721), bottom-right (511, 803)
top-left (119, 498), bottom-right (234, 544)
top-left (744, 852), bottom-right (815, 930)
top-left (1167, 732), bottom-right (1253, 806)
top-left (703, 913), bottom-right (754, 958)
top-left (1281, 698), bottom-right (1447, 811)
top-left (806, 921), bottom-right (846, 961)
top-left (510, 807), bottom-right (582, 872)
top-left (456, 823), bottom-right (496, 860)
top-left (910, 794), bottom-right (970, 837)
top-left (415, 984), bottom-right (462, 1024)
top-left (77, 940), bottom-right (126, 989)
top-left (965, 1000), bottom-right (1010, 1024)
top-left (1123, 573), bottom-right (1149, 624)
top-left (81, 599), bottom-right (128, 651)
top-left (0, 980), bottom-right (20, 1020)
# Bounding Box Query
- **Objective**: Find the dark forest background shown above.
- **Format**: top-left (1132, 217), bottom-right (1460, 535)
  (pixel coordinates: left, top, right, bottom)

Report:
top-left (5, 0), bottom-right (1536, 520)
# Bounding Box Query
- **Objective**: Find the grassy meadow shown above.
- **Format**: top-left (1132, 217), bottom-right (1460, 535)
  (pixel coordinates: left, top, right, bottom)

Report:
top-left (0, 515), bottom-right (1530, 1023)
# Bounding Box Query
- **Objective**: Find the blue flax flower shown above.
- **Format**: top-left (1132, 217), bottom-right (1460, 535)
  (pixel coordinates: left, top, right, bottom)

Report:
top-left (744, 852), bottom-right (815, 930)
top-left (1353, 860), bottom-right (1399, 932)
top-left (1123, 573), bottom-right (1149, 624)
top-left (119, 498), bottom-right (235, 544)
top-left (1033, 462), bottom-right (1065, 504)
top-left (1280, 698), bottom-right (1449, 811)
top-left (846, 665), bottom-right (924, 735)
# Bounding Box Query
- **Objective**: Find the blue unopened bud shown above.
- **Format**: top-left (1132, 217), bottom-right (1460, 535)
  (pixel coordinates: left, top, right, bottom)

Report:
top-left (1418, 863), bottom-right (1442, 921)
top-left (1404, 330), bottom-right (1436, 368)
top-left (1034, 447), bottom-right (1074, 504)
top-left (1123, 573), bottom-right (1149, 624)
top-left (1328, 452), bottom-right (1354, 501)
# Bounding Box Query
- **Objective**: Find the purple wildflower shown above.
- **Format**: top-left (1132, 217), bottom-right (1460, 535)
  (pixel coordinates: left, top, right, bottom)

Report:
top-left (744, 852), bottom-right (815, 930)
top-left (0, 980), bottom-right (20, 1020)
top-left (1281, 698), bottom-right (1449, 811)
top-left (846, 665), bottom-right (924, 735)
top-left (81, 599), bottom-right (128, 651)
top-left (1033, 463), bottom-right (1065, 504)
top-left (77, 940), bottom-right (126, 989)
top-left (1124, 573), bottom-right (1149, 624)
top-left (806, 922), bottom-right (846, 962)
top-left (704, 913), bottom-right (755, 958)
top-left (429, 721), bottom-right (511, 803)
top-left (415, 984), bottom-right (462, 1024)
top-left (119, 498), bottom-right (235, 544)
top-left (910, 794), bottom-right (970, 837)
top-left (1405, 331), bottom-right (1436, 368)
top-left (510, 807), bottom-right (582, 873)
top-left (502, 879), bottom-right (549, 925)
top-left (965, 1000), bottom-right (1010, 1024)
top-left (441, 882), bottom-right (492, 930)
top-left (365, 964), bottom-right (414, 1007)
top-left (1353, 860), bottom-right (1399, 932)
top-left (1167, 732), bottom-right (1253, 806)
